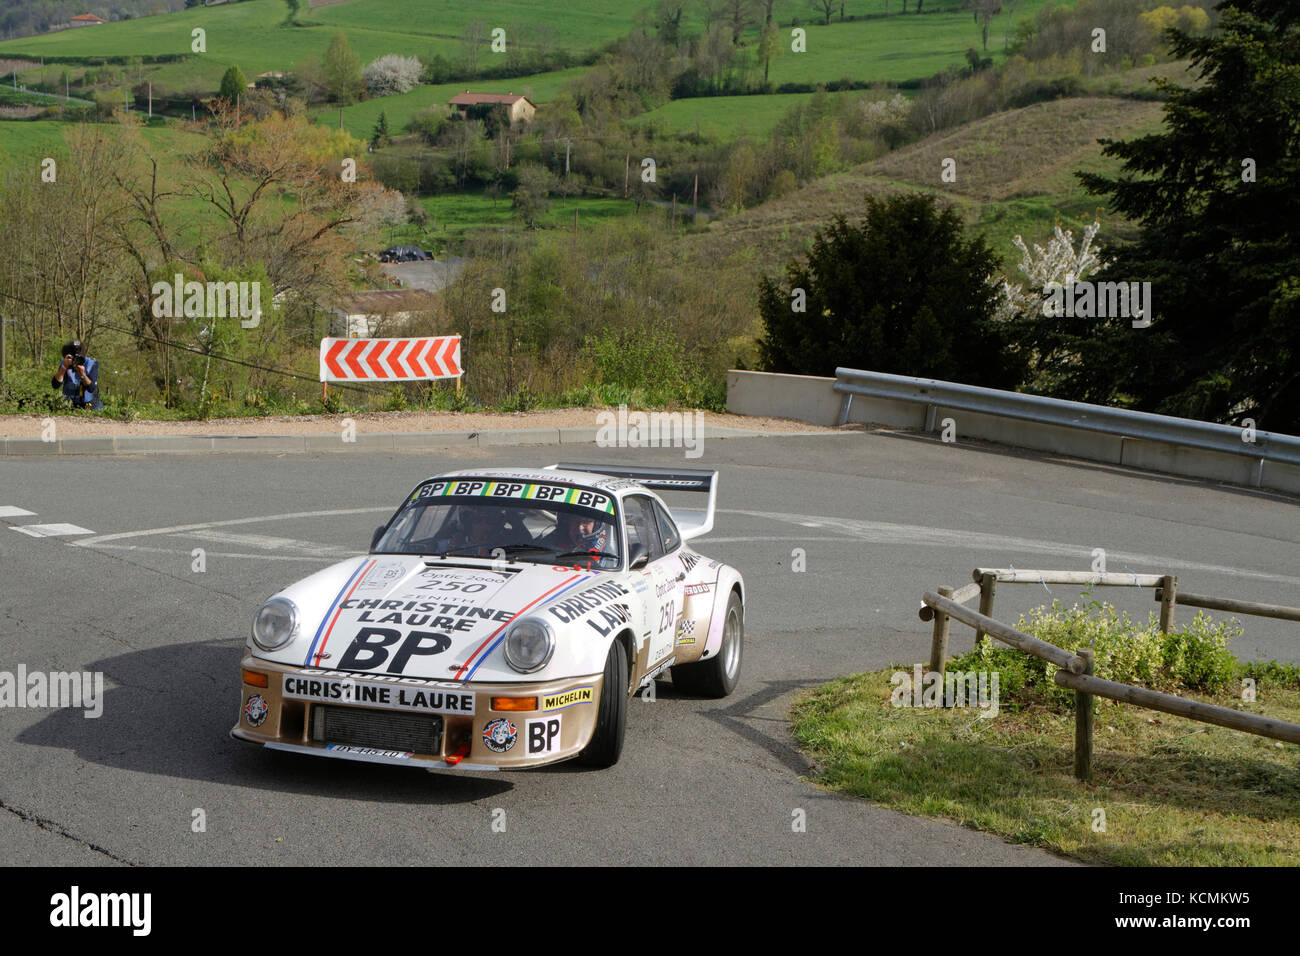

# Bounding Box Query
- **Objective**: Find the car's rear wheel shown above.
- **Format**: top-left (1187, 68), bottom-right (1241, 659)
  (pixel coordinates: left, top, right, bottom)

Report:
top-left (672, 590), bottom-right (742, 698)
top-left (577, 637), bottom-right (628, 767)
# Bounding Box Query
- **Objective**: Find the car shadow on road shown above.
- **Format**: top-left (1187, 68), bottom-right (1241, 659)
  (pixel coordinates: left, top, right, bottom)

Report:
top-left (15, 639), bottom-right (513, 803)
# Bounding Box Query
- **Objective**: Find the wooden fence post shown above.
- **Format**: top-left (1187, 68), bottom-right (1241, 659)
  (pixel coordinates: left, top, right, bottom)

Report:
top-left (975, 572), bottom-right (996, 652)
top-left (928, 585), bottom-right (953, 676)
top-left (1159, 575), bottom-right (1178, 634)
top-left (1074, 648), bottom-right (1094, 782)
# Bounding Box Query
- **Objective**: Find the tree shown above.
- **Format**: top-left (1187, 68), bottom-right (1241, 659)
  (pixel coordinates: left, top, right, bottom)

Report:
top-left (757, 192), bottom-right (1026, 388)
top-left (371, 111), bottom-right (390, 148)
top-left (512, 163), bottom-right (556, 227)
top-left (462, 20), bottom-right (487, 76)
top-left (323, 33), bottom-right (363, 105)
top-left (1069, 0), bottom-right (1300, 430)
top-left (810, 0), bottom-right (835, 26)
top-left (724, 0), bottom-right (758, 43)
top-left (973, 0), bottom-right (1001, 51)
top-left (282, 0), bottom-right (300, 26)
top-left (758, 22), bottom-right (780, 85)
top-left (218, 65), bottom-right (247, 105)
top-left (363, 54), bottom-right (422, 96)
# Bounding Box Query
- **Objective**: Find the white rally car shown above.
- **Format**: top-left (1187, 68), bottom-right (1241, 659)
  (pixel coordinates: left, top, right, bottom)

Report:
top-left (231, 464), bottom-right (744, 770)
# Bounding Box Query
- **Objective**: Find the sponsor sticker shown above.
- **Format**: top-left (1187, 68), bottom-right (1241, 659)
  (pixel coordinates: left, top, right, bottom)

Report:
top-left (355, 561), bottom-right (408, 592)
top-left (526, 714), bottom-right (562, 756)
top-left (244, 694), bottom-right (270, 727)
top-left (542, 686), bottom-right (594, 711)
top-left (675, 619), bottom-right (697, 645)
top-left (282, 673), bottom-right (475, 715)
top-left (325, 744), bottom-right (413, 759)
top-left (684, 583), bottom-right (712, 596)
top-left (482, 717), bottom-right (517, 753)
top-left (414, 479), bottom-right (615, 515)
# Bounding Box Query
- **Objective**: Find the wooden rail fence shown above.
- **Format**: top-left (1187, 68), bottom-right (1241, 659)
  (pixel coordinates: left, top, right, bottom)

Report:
top-left (919, 568), bottom-right (1300, 781)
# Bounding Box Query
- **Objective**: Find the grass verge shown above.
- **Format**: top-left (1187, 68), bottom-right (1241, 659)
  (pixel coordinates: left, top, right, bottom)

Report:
top-left (791, 666), bottom-right (1300, 865)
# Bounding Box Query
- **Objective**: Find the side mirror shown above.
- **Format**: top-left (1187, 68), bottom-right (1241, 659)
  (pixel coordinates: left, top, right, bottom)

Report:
top-left (370, 525), bottom-right (386, 551)
top-left (628, 543), bottom-right (649, 569)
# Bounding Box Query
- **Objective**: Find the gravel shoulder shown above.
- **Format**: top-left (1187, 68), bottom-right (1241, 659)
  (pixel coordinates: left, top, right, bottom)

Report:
top-left (0, 408), bottom-right (837, 439)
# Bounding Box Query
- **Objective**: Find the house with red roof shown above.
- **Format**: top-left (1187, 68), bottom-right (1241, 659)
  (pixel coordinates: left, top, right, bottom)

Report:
top-left (68, 13), bottom-right (107, 26)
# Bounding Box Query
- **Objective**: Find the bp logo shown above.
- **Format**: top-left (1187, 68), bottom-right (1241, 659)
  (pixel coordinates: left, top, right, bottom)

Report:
top-left (244, 695), bottom-right (270, 727)
top-left (481, 717), bottom-right (517, 753)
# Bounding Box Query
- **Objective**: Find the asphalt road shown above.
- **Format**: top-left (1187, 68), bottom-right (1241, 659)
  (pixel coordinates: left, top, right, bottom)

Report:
top-left (2, 431), bottom-right (1297, 865)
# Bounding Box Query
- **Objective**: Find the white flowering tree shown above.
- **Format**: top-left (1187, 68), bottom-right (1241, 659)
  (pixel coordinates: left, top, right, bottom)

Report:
top-left (363, 55), bottom-right (423, 97)
top-left (993, 221), bottom-right (1110, 323)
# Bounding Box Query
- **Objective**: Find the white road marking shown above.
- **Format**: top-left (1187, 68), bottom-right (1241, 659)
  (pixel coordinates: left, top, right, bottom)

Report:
top-left (173, 530), bottom-right (358, 559)
top-left (90, 543), bottom-right (362, 562)
top-left (0, 506), bottom-right (36, 518)
top-left (12, 523), bottom-right (95, 537)
top-left (71, 507), bottom-right (392, 548)
top-left (719, 509), bottom-right (1300, 588)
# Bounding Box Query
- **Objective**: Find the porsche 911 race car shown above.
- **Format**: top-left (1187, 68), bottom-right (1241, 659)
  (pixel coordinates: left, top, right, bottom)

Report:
top-left (231, 464), bottom-right (744, 770)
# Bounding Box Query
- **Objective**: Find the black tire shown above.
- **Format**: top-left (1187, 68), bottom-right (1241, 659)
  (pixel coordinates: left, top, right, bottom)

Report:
top-left (672, 590), bottom-right (743, 698)
top-left (577, 637), bottom-right (629, 767)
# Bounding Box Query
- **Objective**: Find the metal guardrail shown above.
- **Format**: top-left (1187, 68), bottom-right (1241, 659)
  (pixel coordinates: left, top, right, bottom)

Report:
top-left (833, 368), bottom-right (1300, 467)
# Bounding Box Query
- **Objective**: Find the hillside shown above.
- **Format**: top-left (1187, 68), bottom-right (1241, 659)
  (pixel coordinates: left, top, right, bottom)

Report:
top-left (0, 0), bottom-right (1058, 98)
top-left (680, 94), bottom-right (1169, 275)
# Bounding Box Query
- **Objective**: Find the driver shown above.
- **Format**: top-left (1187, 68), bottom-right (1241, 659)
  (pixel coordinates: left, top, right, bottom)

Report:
top-left (462, 507), bottom-right (506, 555)
top-left (548, 511), bottom-right (610, 556)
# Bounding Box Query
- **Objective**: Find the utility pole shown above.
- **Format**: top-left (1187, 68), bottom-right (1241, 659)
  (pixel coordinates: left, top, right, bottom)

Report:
top-left (564, 138), bottom-right (571, 176)
top-left (148, 81), bottom-right (152, 118)
top-left (624, 153), bottom-right (630, 198)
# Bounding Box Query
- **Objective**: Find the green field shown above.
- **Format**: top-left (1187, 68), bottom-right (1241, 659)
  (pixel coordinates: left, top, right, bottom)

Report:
top-left (763, 0), bottom-right (1058, 87)
top-left (402, 190), bottom-right (640, 246)
top-left (0, 0), bottom-right (1065, 100)
top-left (0, 0), bottom-right (640, 92)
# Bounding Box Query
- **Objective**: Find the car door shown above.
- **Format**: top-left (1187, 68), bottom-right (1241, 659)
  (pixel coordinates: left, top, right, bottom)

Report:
top-left (625, 494), bottom-right (681, 668)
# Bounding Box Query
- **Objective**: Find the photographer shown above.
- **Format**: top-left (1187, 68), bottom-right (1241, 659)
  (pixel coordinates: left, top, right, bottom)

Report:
top-left (51, 340), bottom-right (102, 410)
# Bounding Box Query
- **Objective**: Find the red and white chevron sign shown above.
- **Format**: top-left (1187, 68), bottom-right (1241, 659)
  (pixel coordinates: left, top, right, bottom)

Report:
top-left (319, 336), bottom-right (463, 383)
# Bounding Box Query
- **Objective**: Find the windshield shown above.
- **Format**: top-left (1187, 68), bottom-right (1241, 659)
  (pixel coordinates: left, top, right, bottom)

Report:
top-left (374, 478), bottom-right (622, 569)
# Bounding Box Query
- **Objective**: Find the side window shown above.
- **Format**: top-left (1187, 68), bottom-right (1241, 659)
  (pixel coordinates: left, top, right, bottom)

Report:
top-left (652, 500), bottom-right (681, 553)
top-left (624, 495), bottom-right (664, 562)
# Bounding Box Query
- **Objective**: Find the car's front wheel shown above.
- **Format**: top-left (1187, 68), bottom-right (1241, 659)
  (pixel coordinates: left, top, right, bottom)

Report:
top-left (672, 590), bottom-right (742, 698)
top-left (577, 638), bottom-right (628, 768)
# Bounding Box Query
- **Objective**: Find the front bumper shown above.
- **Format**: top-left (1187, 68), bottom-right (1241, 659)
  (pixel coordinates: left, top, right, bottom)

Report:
top-left (231, 656), bottom-right (603, 771)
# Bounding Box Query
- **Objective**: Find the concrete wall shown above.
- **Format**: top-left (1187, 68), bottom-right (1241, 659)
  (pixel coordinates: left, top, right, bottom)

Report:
top-left (726, 369), bottom-right (1300, 497)
top-left (726, 370), bottom-right (843, 427)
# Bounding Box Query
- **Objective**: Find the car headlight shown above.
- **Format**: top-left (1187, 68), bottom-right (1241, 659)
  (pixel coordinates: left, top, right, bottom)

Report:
top-left (503, 617), bottom-right (555, 673)
top-left (252, 597), bottom-right (298, 651)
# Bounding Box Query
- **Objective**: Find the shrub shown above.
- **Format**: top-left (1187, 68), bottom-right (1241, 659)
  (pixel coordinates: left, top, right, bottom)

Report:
top-left (950, 600), bottom-right (1243, 711)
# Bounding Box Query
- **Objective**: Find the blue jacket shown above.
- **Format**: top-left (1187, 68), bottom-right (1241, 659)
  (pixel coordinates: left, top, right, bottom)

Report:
top-left (52, 357), bottom-right (102, 410)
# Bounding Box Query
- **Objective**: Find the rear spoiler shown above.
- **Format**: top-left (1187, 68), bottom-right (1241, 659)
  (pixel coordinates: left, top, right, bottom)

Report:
top-left (546, 463), bottom-right (718, 540)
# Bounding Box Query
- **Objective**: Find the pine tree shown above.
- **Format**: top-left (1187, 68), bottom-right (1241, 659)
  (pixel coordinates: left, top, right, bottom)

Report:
top-left (1071, 0), bottom-right (1300, 429)
top-left (218, 66), bottom-right (247, 105)
top-left (371, 111), bottom-right (390, 148)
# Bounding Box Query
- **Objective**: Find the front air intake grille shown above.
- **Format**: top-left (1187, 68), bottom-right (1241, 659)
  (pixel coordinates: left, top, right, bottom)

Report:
top-left (310, 705), bottom-right (442, 755)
